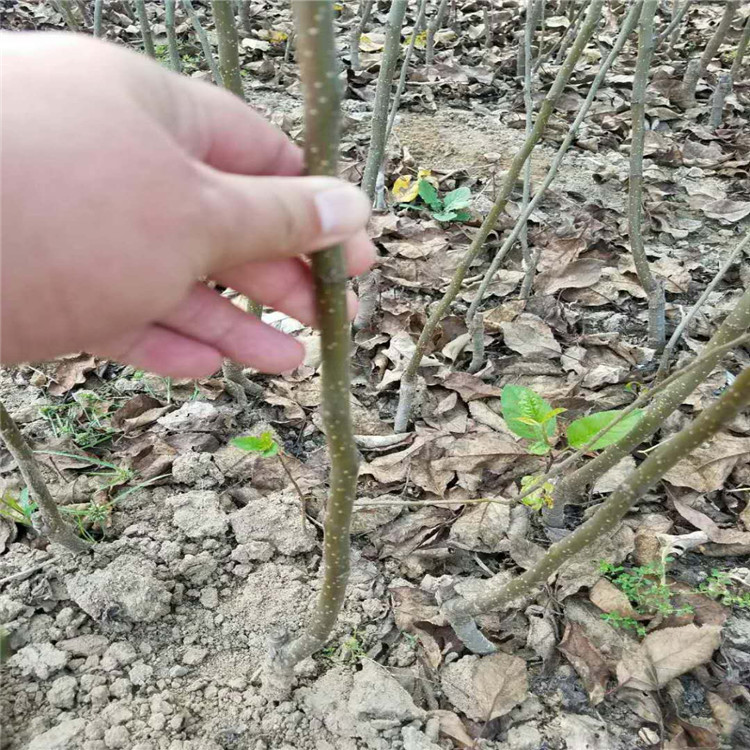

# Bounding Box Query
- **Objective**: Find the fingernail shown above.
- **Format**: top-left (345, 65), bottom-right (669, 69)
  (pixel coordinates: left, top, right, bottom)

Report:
top-left (314, 185), bottom-right (370, 236)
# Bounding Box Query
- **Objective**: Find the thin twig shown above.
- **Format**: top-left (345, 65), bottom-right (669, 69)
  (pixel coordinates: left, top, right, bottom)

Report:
top-left (655, 230), bottom-right (749, 384)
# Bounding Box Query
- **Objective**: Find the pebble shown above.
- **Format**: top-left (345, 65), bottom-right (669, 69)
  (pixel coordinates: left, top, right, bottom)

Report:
top-left (104, 725), bottom-right (130, 749)
top-left (47, 675), bottom-right (78, 710)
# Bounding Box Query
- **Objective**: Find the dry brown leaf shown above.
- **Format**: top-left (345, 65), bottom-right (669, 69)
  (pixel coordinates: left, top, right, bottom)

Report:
top-left (558, 622), bottom-right (610, 705)
top-left (500, 313), bottom-right (561, 359)
top-left (448, 500), bottom-right (510, 552)
top-left (589, 578), bottom-right (639, 619)
top-left (701, 199), bottom-right (750, 224)
top-left (672, 498), bottom-right (750, 546)
top-left (592, 456), bottom-right (636, 494)
top-left (707, 691), bottom-right (739, 738)
top-left (662, 433), bottom-right (750, 493)
top-left (527, 612), bottom-right (557, 663)
top-left (616, 624), bottom-right (722, 691)
top-left (428, 710), bottom-right (474, 748)
top-left (48, 353), bottom-right (97, 396)
top-left (440, 652), bottom-right (527, 721)
top-left (391, 586), bottom-right (446, 631)
top-left (111, 394), bottom-right (169, 433)
top-left (535, 258), bottom-right (604, 295)
top-left (557, 713), bottom-right (612, 750)
top-left (442, 372), bottom-right (503, 402)
top-left (556, 525), bottom-right (634, 599)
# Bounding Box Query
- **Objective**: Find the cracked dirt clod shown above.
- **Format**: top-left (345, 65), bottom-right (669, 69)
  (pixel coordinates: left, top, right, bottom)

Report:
top-left (167, 490), bottom-right (228, 539)
top-left (228, 490), bottom-right (315, 555)
top-left (65, 555), bottom-right (171, 623)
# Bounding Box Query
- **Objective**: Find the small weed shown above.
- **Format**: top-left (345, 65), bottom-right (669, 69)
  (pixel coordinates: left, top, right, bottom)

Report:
top-left (697, 569), bottom-right (750, 610)
top-left (39, 392), bottom-right (115, 449)
top-left (321, 630), bottom-right (367, 663)
top-left (599, 559), bottom-right (692, 621)
top-left (393, 171), bottom-right (472, 224)
top-left (601, 612), bottom-right (647, 637)
top-left (0, 487), bottom-right (34, 526)
top-left (519, 474), bottom-right (554, 511)
top-left (500, 384), bottom-right (644, 458)
top-left (154, 43), bottom-right (168, 62)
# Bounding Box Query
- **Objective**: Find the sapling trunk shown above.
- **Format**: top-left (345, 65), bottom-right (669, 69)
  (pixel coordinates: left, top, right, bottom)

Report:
top-left (555, 0), bottom-right (587, 64)
top-left (134, 0), bottom-right (156, 58)
top-left (679, 0), bottom-right (738, 107)
top-left (53, 0), bottom-right (79, 31)
top-left (550, 283), bottom-right (750, 516)
top-left (265, 0), bottom-right (359, 696)
top-left (361, 0), bottom-right (408, 202)
top-left (465, 0), bottom-right (642, 334)
top-left (212, 0), bottom-right (243, 98)
top-left (350, 0), bottom-right (375, 74)
top-left (183, 0), bottom-right (223, 85)
top-left (519, 0), bottom-right (537, 289)
top-left (709, 72), bottom-right (732, 129)
top-left (393, 0), bottom-right (604, 432)
top-left (211, 2), bottom-right (265, 389)
top-left (629, 0), bottom-right (665, 349)
top-left (0, 401), bottom-right (89, 554)
top-left (385, 0), bottom-right (429, 144)
top-left (443, 364), bottom-right (750, 645)
top-left (731, 15), bottom-right (750, 80)
top-left (655, 0), bottom-right (693, 48)
top-left (426, 0), bottom-right (450, 67)
top-left (93, 0), bottom-right (104, 38)
top-left (165, 0), bottom-right (181, 73)
top-left (655, 230), bottom-right (749, 384)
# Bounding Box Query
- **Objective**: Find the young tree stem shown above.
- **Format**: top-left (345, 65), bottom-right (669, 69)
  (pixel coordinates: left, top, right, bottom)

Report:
top-left (628, 0), bottom-right (665, 349)
top-left (394, 0), bottom-right (605, 432)
top-left (444, 365), bottom-right (750, 639)
top-left (93, 0), bottom-right (104, 38)
top-left (165, 0), bottom-right (181, 73)
top-left (551, 286), bottom-right (750, 514)
top-left (385, 0), bottom-right (428, 144)
top-left (183, 0), bottom-right (223, 85)
top-left (680, 0), bottom-right (738, 106)
top-left (519, 0), bottom-right (537, 292)
top-left (265, 0), bottom-right (359, 694)
top-left (465, 0), bottom-right (642, 327)
top-left (426, 0), bottom-right (450, 67)
top-left (134, 0), bottom-right (156, 58)
top-left (361, 0), bottom-right (408, 202)
top-left (0, 401), bottom-right (89, 554)
top-left (731, 15), bottom-right (750, 80)
top-left (211, 0), bottom-right (243, 98)
top-left (655, 230), bottom-right (749, 384)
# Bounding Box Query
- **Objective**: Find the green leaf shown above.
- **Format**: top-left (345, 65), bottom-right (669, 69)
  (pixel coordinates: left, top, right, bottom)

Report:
top-left (540, 407), bottom-right (567, 423)
top-left (566, 409), bottom-right (644, 451)
top-left (515, 416), bottom-right (542, 427)
top-left (500, 385), bottom-right (557, 440)
top-left (232, 431), bottom-right (279, 458)
top-left (528, 441), bottom-right (552, 455)
top-left (453, 209), bottom-right (472, 223)
top-left (442, 186), bottom-right (471, 211)
top-left (431, 210), bottom-right (458, 222)
top-left (417, 179), bottom-right (441, 210)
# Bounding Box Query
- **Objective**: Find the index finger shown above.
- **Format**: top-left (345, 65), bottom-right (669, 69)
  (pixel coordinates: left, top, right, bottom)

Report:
top-left (148, 65), bottom-right (304, 177)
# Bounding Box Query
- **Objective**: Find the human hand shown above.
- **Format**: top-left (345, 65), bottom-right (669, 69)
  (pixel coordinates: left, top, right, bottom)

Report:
top-left (0, 33), bottom-right (374, 377)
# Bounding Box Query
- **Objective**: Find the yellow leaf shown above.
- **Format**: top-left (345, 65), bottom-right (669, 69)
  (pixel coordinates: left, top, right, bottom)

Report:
top-left (403, 30), bottom-right (428, 49)
top-left (417, 168), bottom-right (437, 188)
top-left (392, 175), bottom-right (418, 202)
top-left (359, 32), bottom-right (385, 52)
top-left (333, 3), bottom-right (344, 10)
top-left (270, 29), bottom-right (288, 43)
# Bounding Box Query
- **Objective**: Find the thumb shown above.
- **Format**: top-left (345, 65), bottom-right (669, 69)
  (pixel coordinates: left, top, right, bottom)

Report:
top-left (198, 170), bottom-right (371, 270)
